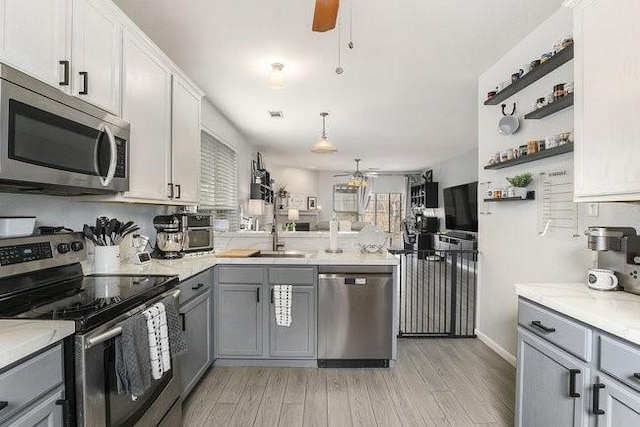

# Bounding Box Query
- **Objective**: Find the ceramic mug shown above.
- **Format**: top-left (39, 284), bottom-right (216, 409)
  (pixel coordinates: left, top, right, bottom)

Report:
top-left (519, 64), bottom-right (532, 76)
top-left (587, 268), bottom-right (619, 291)
top-left (486, 189), bottom-right (494, 199)
top-left (565, 81), bottom-right (574, 94)
top-left (536, 97), bottom-right (547, 109)
top-left (546, 135), bottom-right (559, 149)
top-left (506, 148), bottom-right (515, 160)
top-left (541, 52), bottom-right (554, 63)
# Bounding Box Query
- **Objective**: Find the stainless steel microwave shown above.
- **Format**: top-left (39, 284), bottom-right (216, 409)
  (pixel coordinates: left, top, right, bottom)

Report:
top-left (0, 63), bottom-right (129, 195)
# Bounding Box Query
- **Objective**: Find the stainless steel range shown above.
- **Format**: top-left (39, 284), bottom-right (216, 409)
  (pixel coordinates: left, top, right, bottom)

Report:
top-left (0, 233), bottom-right (181, 426)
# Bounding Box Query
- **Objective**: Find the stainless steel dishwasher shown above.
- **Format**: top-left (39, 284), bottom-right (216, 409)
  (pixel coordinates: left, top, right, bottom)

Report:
top-left (317, 265), bottom-right (393, 368)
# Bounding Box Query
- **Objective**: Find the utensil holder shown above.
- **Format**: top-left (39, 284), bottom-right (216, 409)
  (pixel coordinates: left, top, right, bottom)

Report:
top-left (94, 245), bottom-right (121, 273)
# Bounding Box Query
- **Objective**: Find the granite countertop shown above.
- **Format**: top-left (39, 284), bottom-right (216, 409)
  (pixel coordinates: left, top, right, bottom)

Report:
top-left (515, 283), bottom-right (640, 345)
top-left (0, 320), bottom-right (76, 371)
top-left (84, 250), bottom-right (400, 281)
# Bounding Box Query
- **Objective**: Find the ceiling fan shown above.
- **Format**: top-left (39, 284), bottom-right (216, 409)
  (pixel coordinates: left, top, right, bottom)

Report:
top-left (312, 0), bottom-right (340, 32)
top-left (333, 158), bottom-right (375, 187)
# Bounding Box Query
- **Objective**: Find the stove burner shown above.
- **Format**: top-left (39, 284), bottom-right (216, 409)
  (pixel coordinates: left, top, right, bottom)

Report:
top-left (44, 296), bottom-right (124, 318)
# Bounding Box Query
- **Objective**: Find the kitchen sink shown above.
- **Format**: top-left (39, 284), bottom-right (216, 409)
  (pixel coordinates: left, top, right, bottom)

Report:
top-left (252, 251), bottom-right (314, 258)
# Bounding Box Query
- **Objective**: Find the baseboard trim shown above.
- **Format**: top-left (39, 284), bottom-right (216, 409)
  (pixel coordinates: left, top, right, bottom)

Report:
top-left (475, 329), bottom-right (516, 367)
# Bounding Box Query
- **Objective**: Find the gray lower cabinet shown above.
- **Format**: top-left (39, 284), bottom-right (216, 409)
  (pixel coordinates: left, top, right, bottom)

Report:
top-left (179, 288), bottom-right (212, 398)
top-left (216, 283), bottom-right (263, 357)
top-left (596, 376), bottom-right (640, 425)
top-left (516, 328), bottom-right (590, 427)
top-left (214, 265), bottom-right (317, 361)
top-left (269, 284), bottom-right (315, 358)
top-left (516, 297), bottom-right (640, 427)
top-left (4, 387), bottom-right (64, 427)
top-left (0, 344), bottom-right (66, 427)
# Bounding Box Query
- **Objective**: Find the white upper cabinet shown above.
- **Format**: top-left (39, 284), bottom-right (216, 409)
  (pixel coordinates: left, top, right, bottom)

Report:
top-left (121, 30), bottom-right (172, 201)
top-left (72, 0), bottom-right (122, 115)
top-left (0, 0), bottom-right (72, 91)
top-left (171, 77), bottom-right (202, 204)
top-left (572, 0), bottom-right (640, 201)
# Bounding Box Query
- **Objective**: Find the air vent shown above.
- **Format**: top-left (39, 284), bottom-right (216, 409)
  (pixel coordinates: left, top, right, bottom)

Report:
top-left (268, 111), bottom-right (284, 118)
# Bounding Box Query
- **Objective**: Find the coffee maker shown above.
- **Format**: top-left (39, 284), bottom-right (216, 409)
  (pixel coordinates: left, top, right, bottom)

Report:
top-left (586, 226), bottom-right (640, 294)
top-left (152, 214), bottom-right (184, 259)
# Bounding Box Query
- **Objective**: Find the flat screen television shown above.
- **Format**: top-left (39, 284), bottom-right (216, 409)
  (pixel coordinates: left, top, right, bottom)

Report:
top-left (443, 182), bottom-right (478, 233)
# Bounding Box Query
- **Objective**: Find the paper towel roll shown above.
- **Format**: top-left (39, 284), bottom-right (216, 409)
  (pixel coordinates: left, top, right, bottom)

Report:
top-left (329, 220), bottom-right (339, 251)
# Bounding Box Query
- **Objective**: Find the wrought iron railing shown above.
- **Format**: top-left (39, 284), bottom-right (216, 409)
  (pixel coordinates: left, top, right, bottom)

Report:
top-left (396, 249), bottom-right (478, 338)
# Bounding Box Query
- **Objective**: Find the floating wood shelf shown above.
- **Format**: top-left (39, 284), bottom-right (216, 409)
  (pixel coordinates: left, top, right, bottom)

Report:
top-left (484, 45), bottom-right (574, 106)
top-left (525, 93), bottom-right (574, 120)
top-left (484, 143), bottom-right (574, 170)
top-left (484, 191), bottom-right (536, 202)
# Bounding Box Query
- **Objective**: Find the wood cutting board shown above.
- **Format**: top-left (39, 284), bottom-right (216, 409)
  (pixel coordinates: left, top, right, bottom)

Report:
top-left (216, 249), bottom-right (261, 258)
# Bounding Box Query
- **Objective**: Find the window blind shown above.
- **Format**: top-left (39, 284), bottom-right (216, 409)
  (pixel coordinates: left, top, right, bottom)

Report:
top-left (200, 131), bottom-right (238, 230)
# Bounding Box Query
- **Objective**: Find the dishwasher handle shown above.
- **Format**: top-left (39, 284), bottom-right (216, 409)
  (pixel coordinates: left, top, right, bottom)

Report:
top-left (318, 274), bottom-right (373, 285)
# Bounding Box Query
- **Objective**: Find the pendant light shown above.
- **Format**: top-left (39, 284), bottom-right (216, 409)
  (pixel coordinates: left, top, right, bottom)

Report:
top-left (311, 112), bottom-right (338, 154)
top-left (269, 63), bottom-right (284, 91)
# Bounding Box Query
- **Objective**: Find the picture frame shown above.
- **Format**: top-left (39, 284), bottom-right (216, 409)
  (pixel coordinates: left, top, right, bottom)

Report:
top-left (307, 196), bottom-right (317, 210)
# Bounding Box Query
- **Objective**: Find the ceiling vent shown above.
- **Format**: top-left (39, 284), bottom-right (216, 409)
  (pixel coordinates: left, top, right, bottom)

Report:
top-left (268, 111), bottom-right (284, 118)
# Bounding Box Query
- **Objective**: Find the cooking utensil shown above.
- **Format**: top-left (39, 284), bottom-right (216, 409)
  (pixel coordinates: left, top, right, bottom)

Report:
top-left (84, 217), bottom-right (136, 246)
top-left (498, 103), bottom-right (520, 135)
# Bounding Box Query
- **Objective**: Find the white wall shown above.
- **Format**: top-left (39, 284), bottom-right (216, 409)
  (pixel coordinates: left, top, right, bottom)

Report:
top-left (425, 148), bottom-right (479, 232)
top-left (477, 8), bottom-right (640, 362)
top-left (0, 194), bottom-right (166, 239)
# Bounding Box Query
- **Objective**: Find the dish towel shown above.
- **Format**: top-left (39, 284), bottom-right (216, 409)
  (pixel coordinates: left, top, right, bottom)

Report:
top-left (162, 295), bottom-right (188, 356)
top-left (273, 285), bottom-right (292, 327)
top-left (142, 304), bottom-right (170, 380)
top-left (115, 313), bottom-right (152, 398)
top-left (153, 302), bottom-right (171, 373)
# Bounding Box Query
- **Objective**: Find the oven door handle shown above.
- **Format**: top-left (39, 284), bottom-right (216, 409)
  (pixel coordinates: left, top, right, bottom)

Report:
top-left (85, 289), bottom-right (180, 349)
top-left (98, 124), bottom-right (117, 187)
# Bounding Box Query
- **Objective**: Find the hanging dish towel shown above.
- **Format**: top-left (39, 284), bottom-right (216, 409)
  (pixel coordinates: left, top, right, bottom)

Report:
top-left (153, 302), bottom-right (171, 372)
top-left (273, 284), bottom-right (292, 327)
top-left (114, 313), bottom-right (152, 397)
top-left (142, 304), bottom-right (170, 380)
top-left (161, 295), bottom-right (188, 356)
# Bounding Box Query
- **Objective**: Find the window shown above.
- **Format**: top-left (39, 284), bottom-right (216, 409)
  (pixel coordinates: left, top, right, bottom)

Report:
top-left (362, 193), bottom-right (404, 246)
top-left (200, 131), bottom-right (238, 230)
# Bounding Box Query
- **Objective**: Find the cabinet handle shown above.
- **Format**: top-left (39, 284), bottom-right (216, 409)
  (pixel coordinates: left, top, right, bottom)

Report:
top-left (180, 313), bottom-right (186, 331)
top-left (192, 283), bottom-right (205, 291)
top-left (531, 320), bottom-right (556, 333)
top-left (0, 401), bottom-right (7, 411)
top-left (593, 383), bottom-right (605, 415)
top-left (59, 60), bottom-right (69, 86)
top-left (175, 184), bottom-right (181, 199)
top-left (168, 183), bottom-right (174, 198)
top-left (256, 288), bottom-right (260, 303)
top-left (569, 369), bottom-right (581, 398)
top-left (271, 288), bottom-right (274, 304)
top-left (79, 71), bottom-right (88, 95)
top-left (634, 373), bottom-right (640, 380)
top-left (55, 399), bottom-right (71, 427)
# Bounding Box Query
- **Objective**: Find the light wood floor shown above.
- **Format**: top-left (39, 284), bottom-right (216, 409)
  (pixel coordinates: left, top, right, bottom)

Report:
top-left (182, 338), bottom-right (515, 427)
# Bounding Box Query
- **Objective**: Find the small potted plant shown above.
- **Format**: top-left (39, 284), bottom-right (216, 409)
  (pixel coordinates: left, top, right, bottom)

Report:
top-left (506, 173), bottom-right (533, 199)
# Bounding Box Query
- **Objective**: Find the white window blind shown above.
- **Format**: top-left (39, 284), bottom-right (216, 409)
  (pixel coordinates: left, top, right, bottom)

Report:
top-left (200, 131), bottom-right (238, 230)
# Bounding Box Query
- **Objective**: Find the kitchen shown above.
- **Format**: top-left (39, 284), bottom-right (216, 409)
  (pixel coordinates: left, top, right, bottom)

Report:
top-left (1, 0), bottom-right (640, 426)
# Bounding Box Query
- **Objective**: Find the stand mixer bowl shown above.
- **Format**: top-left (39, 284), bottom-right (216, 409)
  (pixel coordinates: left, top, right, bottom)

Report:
top-left (156, 232), bottom-right (184, 253)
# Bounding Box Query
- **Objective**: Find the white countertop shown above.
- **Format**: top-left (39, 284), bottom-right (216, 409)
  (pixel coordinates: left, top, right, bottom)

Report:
top-left (0, 251), bottom-right (398, 369)
top-left (0, 320), bottom-right (76, 371)
top-left (515, 283), bottom-right (640, 345)
top-left (85, 250), bottom-right (400, 281)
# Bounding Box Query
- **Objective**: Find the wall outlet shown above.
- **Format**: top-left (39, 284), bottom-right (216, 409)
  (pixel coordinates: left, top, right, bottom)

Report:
top-left (588, 203), bottom-right (599, 217)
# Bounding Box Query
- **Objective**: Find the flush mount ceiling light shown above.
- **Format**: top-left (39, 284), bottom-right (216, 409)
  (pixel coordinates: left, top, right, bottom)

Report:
top-left (311, 112), bottom-right (337, 154)
top-left (268, 63), bottom-right (284, 91)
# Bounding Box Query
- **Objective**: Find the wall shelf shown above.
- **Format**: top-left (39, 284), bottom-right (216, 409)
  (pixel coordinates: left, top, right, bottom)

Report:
top-left (484, 191), bottom-right (535, 202)
top-left (484, 143), bottom-right (574, 170)
top-left (483, 45), bottom-right (574, 106)
top-left (525, 93), bottom-right (574, 120)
